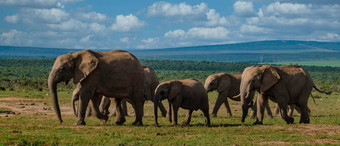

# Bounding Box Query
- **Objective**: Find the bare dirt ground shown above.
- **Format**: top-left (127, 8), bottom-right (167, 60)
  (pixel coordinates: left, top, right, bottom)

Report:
top-left (0, 97), bottom-right (73, 117)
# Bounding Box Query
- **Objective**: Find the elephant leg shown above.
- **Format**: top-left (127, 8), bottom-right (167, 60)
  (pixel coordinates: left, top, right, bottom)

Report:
top-left (182, 110), bottom-right (193, 125)
top-left (121, 99), bottom-right (128, 116)
top-left (288, 104), bottom-right (295, 117)
top-left (131, 96), bottom-right (144, 126)
top-left (265, 101), bottom-right (273, 119)
top-left (274, 105), bottom-right (280, 116)
top-left (75, 92), bottom-right (91, 125)
top-left (212, 93), bottom-right (228, 117)
top-left (171, 105), bottom-right (179, 126)
top-left (89, 94), bottom-right (108, 124)
top-left (158, 101), bottom-right (167, 117)
top-left (202, 105), bottom-right (211, 126)
top-left (114, 98), bottom-right (126, 125)
top-left (297, 88), bottom-right (312, 124)
top-left (249, 100), bottom-right (257, 119)
top-left (86, 104), bottom-right (92, 117)
top-left (277, 97), bottom-right (294, 124)
top-left (254, 94), bottom-right (267, 125)
top-left (167, 102), bottom-right (172, 123)
top-left (110, 98), bottom-right (117, 117)
top-left (99, 96), bottom-right (111, 115)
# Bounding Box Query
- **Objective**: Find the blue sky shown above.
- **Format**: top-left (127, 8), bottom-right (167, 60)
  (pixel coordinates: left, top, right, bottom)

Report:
top-left (0, 0), bottom-right (340, 50)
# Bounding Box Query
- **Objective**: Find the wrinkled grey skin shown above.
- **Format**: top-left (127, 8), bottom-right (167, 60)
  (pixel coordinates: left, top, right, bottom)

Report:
top-left (204, 73), bottom-right (273, 118)
top-left (240, 65), bottom-right (331, 125)
top-left (98, 66), bottom-right (167, 117)
top-left (154, 79), bottom-right (210, 126)
top-left (48, 49), bottom-right (145, 126)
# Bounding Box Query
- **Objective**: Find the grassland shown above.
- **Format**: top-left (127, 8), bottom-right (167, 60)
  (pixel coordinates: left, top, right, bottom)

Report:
top-left (0, 59), bottom-right (339, 145)
top-left (0, 91), bottom-right (339, 145)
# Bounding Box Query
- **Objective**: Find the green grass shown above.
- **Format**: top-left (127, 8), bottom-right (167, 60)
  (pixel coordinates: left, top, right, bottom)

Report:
top-left (266, 60), bottom-right (340, 67)
top-left (0, 90), bottom-right (339, 145)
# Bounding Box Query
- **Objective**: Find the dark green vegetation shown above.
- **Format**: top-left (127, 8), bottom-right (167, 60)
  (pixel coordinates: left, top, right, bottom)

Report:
top-left (0, 59), bottom-right (339, 92)
top-left (0, 58), bottom-right (339, 145)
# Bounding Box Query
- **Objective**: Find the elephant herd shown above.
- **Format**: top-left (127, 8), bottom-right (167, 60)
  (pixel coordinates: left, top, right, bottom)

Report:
top-left (48, 49), bottom-right (331, 126)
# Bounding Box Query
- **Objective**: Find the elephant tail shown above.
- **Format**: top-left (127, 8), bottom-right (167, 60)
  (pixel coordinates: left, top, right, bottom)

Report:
top-left (229, 94), bottom-right (241, 101)
top-left (310, 93), bottom-right (316, 104)
top-left (313, 85), bottom-right (332, 95)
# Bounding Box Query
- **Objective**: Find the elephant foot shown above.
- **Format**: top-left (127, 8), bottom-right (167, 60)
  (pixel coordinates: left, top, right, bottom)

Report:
top-left (299, 118), bottom-right (309, 124)
top-left (268, 115), bottom-right (274, 119)
top-left (211, 113), bottom-right (217, 117)
top-left (74, 120), bottom-right (86, 125)
top-left (253, 120), bottom-right (263, 125)
top-left (100, 116), bottom-right (108, 125)
top-left (181, 120), bottom-right (190, 126)
top-left (286, 117), bottom-right (294, 124)
top-left (115, 118), bottom-right (126, 125)
top-left (167, 115), bottom-right (172, 123)
top-left (172, 123), bottom-right (178, 126)
top-left (132, 121), bottom-right (143, 126)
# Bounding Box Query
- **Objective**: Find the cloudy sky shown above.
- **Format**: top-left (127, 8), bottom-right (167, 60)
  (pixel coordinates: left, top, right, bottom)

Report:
top-left (1, 0), bottom-right (340, 50)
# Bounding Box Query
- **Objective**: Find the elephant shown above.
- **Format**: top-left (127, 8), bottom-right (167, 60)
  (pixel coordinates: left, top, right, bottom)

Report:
top-left (274, 104), bottom-right (311, 117)
top-left (48, 49), bottom-right (145, 125)
top-left (91, 65), bottom-right (168, 117)
top-left (154, 78), bottom-right (210, 126)
top-left (204, 73), bottom-right (273, 118)
top-left (71, 84), bottom-right (113, 117)
top-left (240, 65), bottom-right (331, 125)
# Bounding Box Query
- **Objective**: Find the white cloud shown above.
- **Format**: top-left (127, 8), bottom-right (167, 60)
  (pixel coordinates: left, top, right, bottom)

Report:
top-left (48, 19), bottom-right (86, 31)
top-left (147, 2), bottom-right (228, 27)
top-left (0, 0), bottom-right (82, 8)
top-left (147, 2), bottom-right (207, 17)
top-left (88, 23), bottom-right (106, 33)
top-left (5, 15), bottom-right (19, 23)
top-left (240, 25), bottom-right (270, 34)
top-left (0, 29), bottom-right (30, 46)
top-left (111, 14), bottom-right (145, 32)
top-left (165, 27), bottom-right (229, 40)
top-left (80, 35), bottom-right (91, 43)
top-left (187, 27), bottom-right (229, 40)
top-left (77, 12), bottom-right (107, 22)
top-left (205, 9), bottom-right (228, 26)
top-left (164, 29), bottom-right (185, 38)
top-left (120, 37), bottom-right (129, 43)
top-left (233, 1), bottom-right (257, 17)
top-left (21, 8), bottom-right (69, 24)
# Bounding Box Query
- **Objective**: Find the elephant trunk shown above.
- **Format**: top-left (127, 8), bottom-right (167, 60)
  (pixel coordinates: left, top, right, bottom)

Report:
top-left (154, 95), bottom-right (159, 126)
top-left (240, 79), bottom-right (250, 123)
top-left (71, 95), bottom-right (78, 117)
top-left (48, 71), bottom-right (63, 124)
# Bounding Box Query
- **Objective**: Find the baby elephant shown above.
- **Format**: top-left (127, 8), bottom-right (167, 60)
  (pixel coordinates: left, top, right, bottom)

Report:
top-left (154, 78), bottom-right (210, 126)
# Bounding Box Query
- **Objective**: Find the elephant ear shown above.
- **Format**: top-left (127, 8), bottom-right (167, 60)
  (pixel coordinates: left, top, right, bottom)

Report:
top-left (73, 50), bottom-right (99, 84)
top-left (217, 74), bottom-right (231, 93)
top-left (168, 81), bottom-right (182, 101)
top-left (260, 67), bottom-right (280, 93)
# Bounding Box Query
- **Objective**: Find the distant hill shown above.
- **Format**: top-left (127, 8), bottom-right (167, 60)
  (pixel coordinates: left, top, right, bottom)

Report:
top-left (1, 40), bottom-right (340, 62)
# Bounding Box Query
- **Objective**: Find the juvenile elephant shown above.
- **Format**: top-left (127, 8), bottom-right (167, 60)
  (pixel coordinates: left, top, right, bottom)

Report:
top-left (48, 49), bottom-right (145, 125)
top-left (240, 65), bottom-right (331, 124)
top-left (154, 79), bottom-right (210, 126)
top-left (205, 73), bottom-right (273, 118)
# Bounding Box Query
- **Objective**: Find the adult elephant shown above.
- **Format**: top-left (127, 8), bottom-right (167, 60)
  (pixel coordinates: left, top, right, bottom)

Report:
top-left (99, 65), bottom-right (167, 117)
top-left (48, 49), bottom-right (145, 125)
top-left (204, 73), bottom-right (273, 118)
top-left (240, 65), bottom-right (331, 124)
